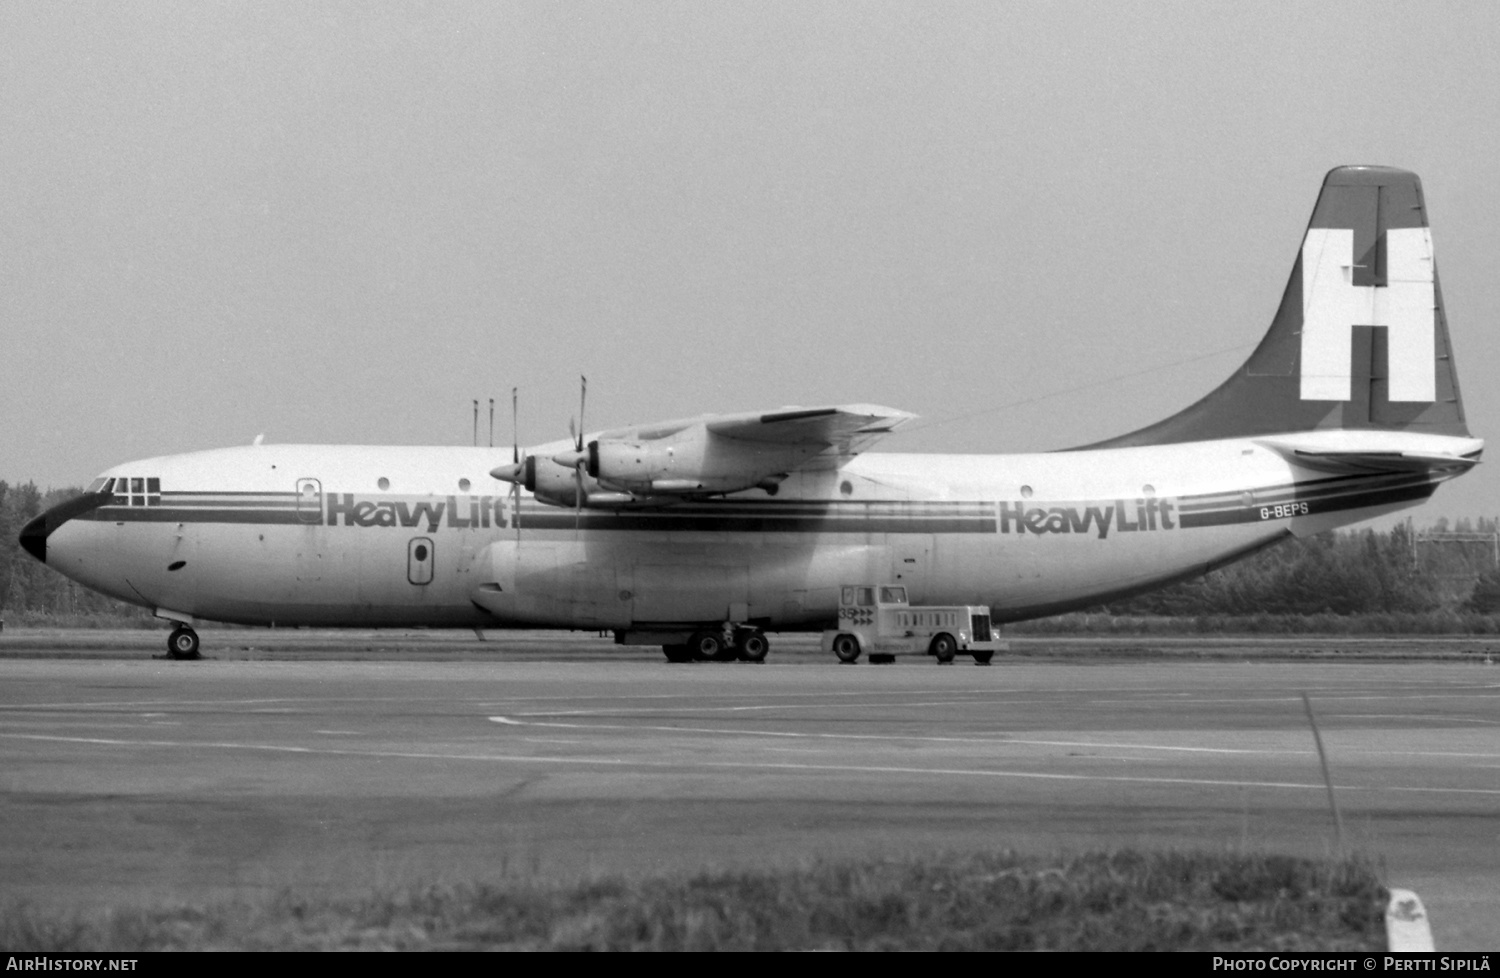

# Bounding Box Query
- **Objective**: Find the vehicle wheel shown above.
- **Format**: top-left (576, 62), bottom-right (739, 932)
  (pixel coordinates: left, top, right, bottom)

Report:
top-left (167, 626), bottom-right (200, 660)
top-left (735, 629), bottom-right (770, 663)
top-left (930, 633), bottom-right (957, 664)
top-left (663, 644), bottom-right (692, 663)
top-left (973, 650), bottom-right (994, 665)
top-left (688, 630), bottom-right (731, 662)
top-left (831, 633), bottom-right (861, 664)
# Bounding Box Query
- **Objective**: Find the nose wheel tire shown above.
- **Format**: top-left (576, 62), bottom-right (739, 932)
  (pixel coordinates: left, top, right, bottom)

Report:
top-left (167, 626), bottom-right (201, 660)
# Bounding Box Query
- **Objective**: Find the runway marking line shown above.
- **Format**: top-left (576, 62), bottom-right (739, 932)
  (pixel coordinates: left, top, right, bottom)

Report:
top-left (491, 716), bottom-right (1500, 760)
top-left (1334, 713), bottom-right (1500, 726)
top-left (493, 715), bottom-right (1303, 755)
top-left (5, 730), bottom-right (1500, 796)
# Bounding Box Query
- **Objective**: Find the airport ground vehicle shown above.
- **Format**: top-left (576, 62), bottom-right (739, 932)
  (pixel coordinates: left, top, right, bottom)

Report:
top-left (821, 584), bottom-right (1003, 664)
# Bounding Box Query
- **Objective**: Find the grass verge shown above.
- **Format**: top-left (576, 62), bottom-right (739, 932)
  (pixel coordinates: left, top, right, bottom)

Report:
top-left (3, 849), bottom-right (1387, 951)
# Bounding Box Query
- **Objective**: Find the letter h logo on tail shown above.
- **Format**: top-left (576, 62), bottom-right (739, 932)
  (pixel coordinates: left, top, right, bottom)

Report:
top-left (1299, 226), bottom-right (1436, 402)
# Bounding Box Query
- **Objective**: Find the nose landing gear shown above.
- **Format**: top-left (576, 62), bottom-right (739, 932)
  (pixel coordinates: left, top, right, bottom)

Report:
top-left (167, 626), bottom-right (201, 660)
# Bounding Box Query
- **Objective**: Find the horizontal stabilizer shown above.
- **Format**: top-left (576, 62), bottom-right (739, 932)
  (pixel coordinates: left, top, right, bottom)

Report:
top-left (1256, 438), bottom-right (1480, 476)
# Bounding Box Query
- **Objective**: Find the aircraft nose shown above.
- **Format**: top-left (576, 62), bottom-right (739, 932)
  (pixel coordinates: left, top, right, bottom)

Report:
top-left (19, 513), bottom-right (48, 563)
top-left (17, 491), bottom-right (114, 565)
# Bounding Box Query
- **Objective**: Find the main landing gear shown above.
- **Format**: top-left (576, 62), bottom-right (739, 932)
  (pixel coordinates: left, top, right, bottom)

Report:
top-left (167, 625), bottom-right (201, 660)
top-left (662, 626), bottom-right (770, 664)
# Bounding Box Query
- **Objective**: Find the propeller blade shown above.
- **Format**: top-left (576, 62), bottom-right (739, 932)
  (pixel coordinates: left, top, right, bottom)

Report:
top-left (577, 375), bottom-right (587, 452)
top-left (572, 461), bottom-right (585, 533)
top-left (510, 388), bottom-right (522, 543)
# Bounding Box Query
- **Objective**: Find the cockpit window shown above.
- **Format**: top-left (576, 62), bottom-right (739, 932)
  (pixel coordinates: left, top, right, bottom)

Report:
top-left (108, 476), bottom-right (162, 507)
top-left (87, 478), bottom-right (108, 493)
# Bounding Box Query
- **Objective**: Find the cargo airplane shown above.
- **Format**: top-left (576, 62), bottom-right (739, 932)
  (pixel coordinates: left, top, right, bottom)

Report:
top-left (20, 166), bottom-right (1480, 661)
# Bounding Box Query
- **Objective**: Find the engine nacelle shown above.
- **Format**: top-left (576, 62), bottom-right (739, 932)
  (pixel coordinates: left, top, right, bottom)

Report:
top-left (521, 455), bottom-right (590, 508)
top-left (579, 427), bottom-right (793, 496)
top-left (589, 439), bottom-right (681, 488)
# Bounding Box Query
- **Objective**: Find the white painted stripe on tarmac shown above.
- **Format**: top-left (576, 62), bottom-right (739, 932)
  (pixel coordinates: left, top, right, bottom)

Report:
top-left (499, 715), bottom-right (1309, 754)
top-left (13, 729), bottom-right (1499, 796)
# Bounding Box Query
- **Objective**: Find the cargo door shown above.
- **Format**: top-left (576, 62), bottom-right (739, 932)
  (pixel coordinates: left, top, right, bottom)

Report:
top-left (889, 535), bottom-right (932, 602)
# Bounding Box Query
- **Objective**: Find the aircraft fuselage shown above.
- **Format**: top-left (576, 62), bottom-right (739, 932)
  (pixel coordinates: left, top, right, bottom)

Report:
top-left (42, 430), bottom-right (1476, 632)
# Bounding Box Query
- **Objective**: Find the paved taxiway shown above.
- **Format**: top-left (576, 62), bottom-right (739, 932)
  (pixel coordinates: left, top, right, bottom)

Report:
top-left (1, 632), bottom-right (1496, 949)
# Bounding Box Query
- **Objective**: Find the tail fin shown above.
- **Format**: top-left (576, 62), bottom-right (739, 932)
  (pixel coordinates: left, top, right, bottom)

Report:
top-left (1085, 165), bottom-right (1468, 448)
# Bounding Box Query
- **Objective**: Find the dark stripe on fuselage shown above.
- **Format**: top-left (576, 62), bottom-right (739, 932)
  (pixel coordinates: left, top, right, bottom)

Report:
top-left (1177, 469), bottom-right (1427, 514)
top-left (77, 507), bottom-right (306, 525)
top-left (517, 512), bottom-right (996, 533)
top-left (1176, 479), bottom-right (1436, 528)
top-left (54, 470), bottom-right (1440, 535)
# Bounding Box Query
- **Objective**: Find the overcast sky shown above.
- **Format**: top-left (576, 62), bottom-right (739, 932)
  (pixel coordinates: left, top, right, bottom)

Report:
top-left (4, 2), bottom-right (1498, 523)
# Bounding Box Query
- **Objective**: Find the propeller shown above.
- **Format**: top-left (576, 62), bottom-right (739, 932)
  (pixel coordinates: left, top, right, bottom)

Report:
top-left (489, 375), bottom-right (593, 523)
top-left (511, 387), bottom-right (522, 542)
top-left (571, 376), bottom-right (587, 528)
top-left (487, 388), bottom-right (526, 543)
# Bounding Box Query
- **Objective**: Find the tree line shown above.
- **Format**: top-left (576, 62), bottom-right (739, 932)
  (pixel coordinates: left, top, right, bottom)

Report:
top-left (3, 481), bottom-right (1499, 626)
top-left (0, 482), bottom-right (157, 625)
top-left (1102, 517), bottom-right (1500, 617)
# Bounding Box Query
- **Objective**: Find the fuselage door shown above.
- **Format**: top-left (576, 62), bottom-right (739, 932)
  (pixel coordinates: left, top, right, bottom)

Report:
top-left (408, 537), bottom-right (435, 586)
top-left (890, 535), bottom-right (932, 602)
top-left (296, 478), bottom-right (322, 524)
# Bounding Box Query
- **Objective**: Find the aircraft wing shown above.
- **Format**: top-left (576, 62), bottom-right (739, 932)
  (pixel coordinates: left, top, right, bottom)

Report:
top-left (704, 403), bottom-right (916, 463)
top-left (538, 403), bottom-right (917, 501)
